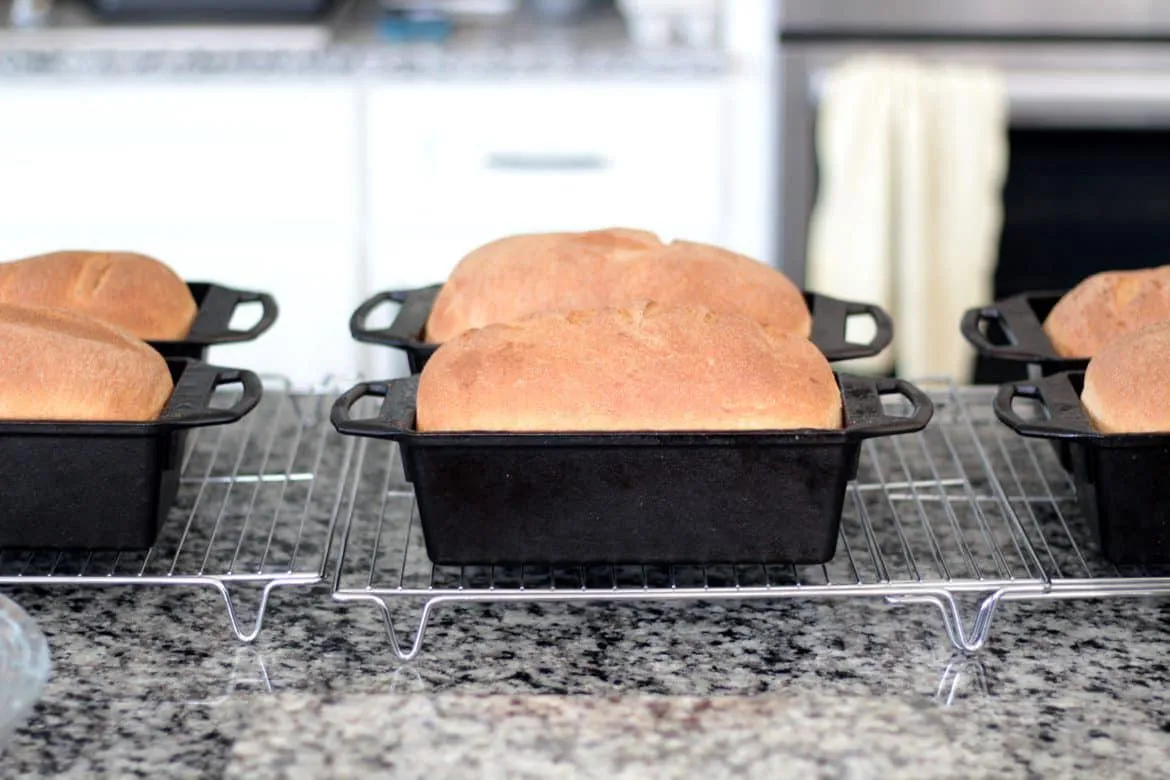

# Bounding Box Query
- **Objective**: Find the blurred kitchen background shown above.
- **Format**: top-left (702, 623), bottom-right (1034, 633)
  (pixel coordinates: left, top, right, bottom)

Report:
top-left (0, 0), bottom-right (1166, 387)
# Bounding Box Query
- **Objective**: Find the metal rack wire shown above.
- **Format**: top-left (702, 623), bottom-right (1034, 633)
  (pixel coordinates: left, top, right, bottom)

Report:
top-left (331, 381), bottom-right (1170, 659)
top-left (0, 378), bottom-right (355, 641)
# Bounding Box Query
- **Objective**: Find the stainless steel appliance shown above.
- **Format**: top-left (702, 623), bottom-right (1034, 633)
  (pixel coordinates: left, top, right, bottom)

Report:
top-left (778, 0), bottom-right (1170, 380)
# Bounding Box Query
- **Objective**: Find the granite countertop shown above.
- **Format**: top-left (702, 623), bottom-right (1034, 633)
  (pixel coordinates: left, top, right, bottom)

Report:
top-left (0, 5), bottom-right (728, 79)
top-left (5, 387), bottom-right (1170, 778)
top-left (6, 587), bottom-right (1170, 778)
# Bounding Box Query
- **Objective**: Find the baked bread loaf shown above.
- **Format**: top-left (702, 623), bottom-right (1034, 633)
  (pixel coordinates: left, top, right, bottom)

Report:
top-left (416, 302), bottom-right (842, 432)
top-left (1081, 321), bottom-right (1170, 434)
top-left (0, 304), bottom-right (173, 421)
top-left (0, 250), bottom-right (197, 341)
top-left (1044, 266), bottom-right (1170, 358)
top-left (425, 229), bottom-right (812, 343)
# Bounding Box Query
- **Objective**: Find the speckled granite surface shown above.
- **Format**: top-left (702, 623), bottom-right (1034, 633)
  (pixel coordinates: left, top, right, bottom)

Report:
top-left (0, 11), bottom-right (725, 79)
top-left (226, 690), bottom-right (1170, 779)
top-left (6, 590), bottom-right (1170, 778)
top-left (4, 386), bottom-right (1170, 777)
top-left (0, 45), bottom-right (725, 79)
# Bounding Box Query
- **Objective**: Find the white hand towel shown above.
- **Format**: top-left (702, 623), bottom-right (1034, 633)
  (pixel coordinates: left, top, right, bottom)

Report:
top-left (806, 55), bottom-right (1007, 381)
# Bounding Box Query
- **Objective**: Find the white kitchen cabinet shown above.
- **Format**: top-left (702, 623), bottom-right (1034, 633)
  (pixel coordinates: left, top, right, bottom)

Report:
top-left (0, 84), bottom-right (358, 230)
top-left (365, 82), bottom-right (724, 229)
top-left (364, 82), bottom-right (727, 292)
top-left (0, 83), bottom-right (362, 387)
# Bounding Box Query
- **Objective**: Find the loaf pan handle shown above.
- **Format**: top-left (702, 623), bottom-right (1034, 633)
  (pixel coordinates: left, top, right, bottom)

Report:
top-left (842, 376), bottom-right (934, 439)
top-left (221, 289), bottom-right (279, 343)
top-left (993, 371), bottom-right (1097, 439)
top-left (959, 305), bottom-right (1005, 355)
top-left (185, 284), bottom-right (279, 344)
top-left (161, 361), bottom-right (265, 429)
top-left (959, 293), bottom-right (1068, 364)
top-left (807, 294), bottom-right (894, 361)
top-left (350, 285), bottom-right (440, 348)
top-left (331, 376), bottom-right (418, 440)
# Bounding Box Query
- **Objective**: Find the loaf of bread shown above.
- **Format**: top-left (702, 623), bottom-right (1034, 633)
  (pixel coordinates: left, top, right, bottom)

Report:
top-left (0, 250), bottom-right (197, 341)
top-left (425, 229), bottom-right (812, 343)
top-left (0, 304), bottom-right (173, 421)
top-left (416, 302), bottom-right (842, 432)
top-left (1044, 266), bottom-right (1170, 358)
top-left (1081, 321), bottom-right (1170, 434)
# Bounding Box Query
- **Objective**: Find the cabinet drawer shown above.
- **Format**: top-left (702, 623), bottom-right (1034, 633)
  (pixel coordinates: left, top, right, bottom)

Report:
top-left (367, 84), bottom-right (723, 230)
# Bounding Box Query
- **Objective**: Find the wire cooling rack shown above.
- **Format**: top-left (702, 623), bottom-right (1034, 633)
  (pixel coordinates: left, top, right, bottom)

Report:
top-left (0, 378), bottom-right (355, 642)
top-left (331, 381), bottom-right (1170, 659)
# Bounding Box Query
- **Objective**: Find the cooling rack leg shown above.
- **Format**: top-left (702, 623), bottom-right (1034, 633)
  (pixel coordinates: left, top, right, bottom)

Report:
top-left (212, 579), bottom-right (295, 643)
top-left (373, 597), bottom-right (437, 662)
top-left (885, 590), bottom-right (1004, 654)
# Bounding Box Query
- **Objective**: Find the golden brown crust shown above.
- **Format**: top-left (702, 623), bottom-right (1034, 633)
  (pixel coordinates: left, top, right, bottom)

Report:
top-left (1044, 266), bottom-right (1170, 358)
top-left (424, 229), bottom-right (811, 343)
top-left (0, 304), bottom-right (173, 421)
top-left (416, 302), bottom-right (841, 433)
top-left (617, 240), bottom-right (812, 341)
top-left (0, 250), bottom-right (197, 341)
top-left (1081, 321), bottom-right (1170, 434)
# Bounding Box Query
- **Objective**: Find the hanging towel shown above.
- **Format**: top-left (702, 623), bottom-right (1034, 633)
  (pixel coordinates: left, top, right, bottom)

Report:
top-left (806, 55), bottom-right (1008, 381)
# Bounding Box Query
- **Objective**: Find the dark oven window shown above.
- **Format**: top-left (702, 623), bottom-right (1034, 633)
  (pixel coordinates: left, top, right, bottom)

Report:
top-left (974, 127), bottom-right (1170, 383)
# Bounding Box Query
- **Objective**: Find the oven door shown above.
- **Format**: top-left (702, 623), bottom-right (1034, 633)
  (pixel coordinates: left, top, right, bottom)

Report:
top-left (780, 43), bottom-right (1170, 291)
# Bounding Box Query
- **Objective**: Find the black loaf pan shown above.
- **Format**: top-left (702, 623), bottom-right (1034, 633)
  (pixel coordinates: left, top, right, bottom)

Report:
top-left (961, 290), bottom-right (1082, 471)
top-left (350, 284), bottom-right (895, 374)
top-left (995, 371), bottom-right (1170, 566)
top-left (148, 282), bottom-right (279, 360)
top-left (0, 358), bottom-right (263, 551)
top-left (331, 374), bottom-right (934, 566)
top-left (960, 290), bottom-right (1084, 376)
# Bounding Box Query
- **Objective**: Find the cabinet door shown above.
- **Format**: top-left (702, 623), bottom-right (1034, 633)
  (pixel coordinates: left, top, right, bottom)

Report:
top-left (0, 84), bottom-right (358, 231)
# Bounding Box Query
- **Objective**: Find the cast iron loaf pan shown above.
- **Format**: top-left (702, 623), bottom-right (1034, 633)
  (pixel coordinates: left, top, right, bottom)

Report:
top-left (331, 373), bottom-right (934, 566)
top-left (0, 358), bottom-right (263, 551)
top-left (995, 371), bottom-right (1170, 566)
top-left (147, 282), bottom-right (279, 360)
top-left (350, 284), bottom-right (896, 374)
top-left (960, 291), bottom-right (1085, 376)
